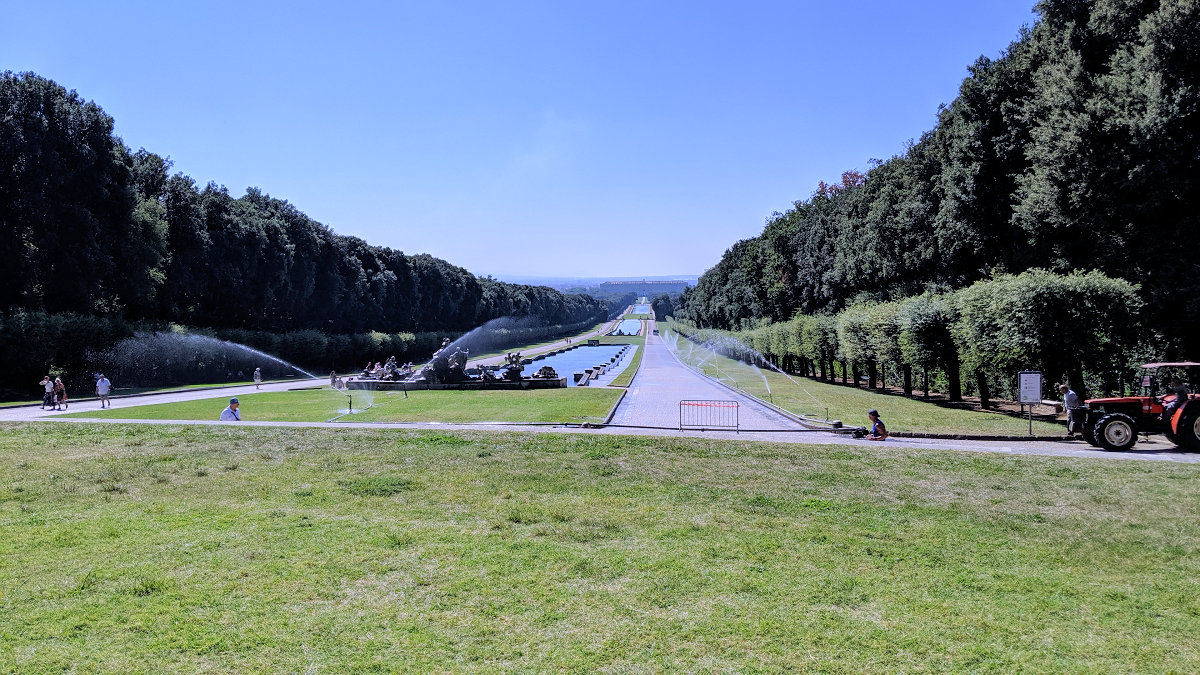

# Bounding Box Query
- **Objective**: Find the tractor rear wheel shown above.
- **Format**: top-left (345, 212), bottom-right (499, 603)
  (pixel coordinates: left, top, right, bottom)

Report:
top-left (1178, 407), bottom-right (1200, 451)
top-left (1093, 413), bottom-right (1138, 451)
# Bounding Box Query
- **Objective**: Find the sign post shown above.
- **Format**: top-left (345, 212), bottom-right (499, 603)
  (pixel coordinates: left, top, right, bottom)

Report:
top-left (1018, 371), bottom-right (1042, 436)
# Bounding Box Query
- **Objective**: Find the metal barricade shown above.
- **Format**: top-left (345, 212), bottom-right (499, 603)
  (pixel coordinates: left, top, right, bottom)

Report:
top-left (679, 399), bottom-right (739, 432)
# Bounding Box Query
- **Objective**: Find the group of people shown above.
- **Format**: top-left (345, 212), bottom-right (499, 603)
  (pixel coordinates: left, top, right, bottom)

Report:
top-left (37, 373), bottom-right (113, 410)
top-left (39, 375), bottom-right (68, 410)
top-left (361, 356), bottom-right (413, 381)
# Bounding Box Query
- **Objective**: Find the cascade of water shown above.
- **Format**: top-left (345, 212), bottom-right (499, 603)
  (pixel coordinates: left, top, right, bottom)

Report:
top-left (93, 331), bottom-right (319, 388)
top-left (183, 334), bottom-right (319, 379)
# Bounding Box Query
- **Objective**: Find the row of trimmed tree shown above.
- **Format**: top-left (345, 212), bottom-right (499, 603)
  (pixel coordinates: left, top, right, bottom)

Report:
top-left (671, 270), bottom-right (1144, 405)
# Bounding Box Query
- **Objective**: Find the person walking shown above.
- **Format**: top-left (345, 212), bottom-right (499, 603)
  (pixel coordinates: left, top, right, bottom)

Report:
top-left (40, 375), bottom-right (54, 409)
top-left (53, 377), bottom-right (67, 410)
top-left (219, 398), bottom-right (241, 421)
top-left (1059, 384), bottom-right (1086, 439)
top-left (95, 373), bottom-right (112, 408)
top-left (253, 367), bottom-right (262, 390)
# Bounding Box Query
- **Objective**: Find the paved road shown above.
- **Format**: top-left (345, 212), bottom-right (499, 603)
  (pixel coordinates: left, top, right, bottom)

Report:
top-left (0, 377), bottom-right (325, 423)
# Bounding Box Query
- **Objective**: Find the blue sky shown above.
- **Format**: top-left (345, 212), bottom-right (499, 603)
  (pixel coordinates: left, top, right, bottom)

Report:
top-left (2, 1), bottom-right (1036, 279)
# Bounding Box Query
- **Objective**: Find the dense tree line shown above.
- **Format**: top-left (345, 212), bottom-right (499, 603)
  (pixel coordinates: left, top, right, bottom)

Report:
top-left (0, 72), bottom-right (609, 394)
top-left (671, 270), bottom-right (1143, 404)
top-left (679, 0), bottom-right (1200, 359)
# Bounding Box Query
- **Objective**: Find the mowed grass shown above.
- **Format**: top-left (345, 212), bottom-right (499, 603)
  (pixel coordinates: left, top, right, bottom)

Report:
top-left (60, 387), bottom-right (623, 424)
top-left (1, 423), bottom-right (1198, 671)
top-left (664, 331), bottom-right (1063, 436)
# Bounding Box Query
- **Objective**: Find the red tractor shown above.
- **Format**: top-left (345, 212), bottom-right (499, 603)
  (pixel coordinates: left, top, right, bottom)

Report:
top-left (1082, 362), bottom-right (1200, 451)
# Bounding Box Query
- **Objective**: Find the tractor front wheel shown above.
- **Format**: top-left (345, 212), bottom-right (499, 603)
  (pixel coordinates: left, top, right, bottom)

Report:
top-left (1093, 413), bottom-right (1138, 452)
top-left (1082, 414), bottom-right (1099, 446)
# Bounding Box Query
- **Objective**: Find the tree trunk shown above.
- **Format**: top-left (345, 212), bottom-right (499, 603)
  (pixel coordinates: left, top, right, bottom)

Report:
top-left (946, 353), bottom-right (963, 402)
top-left (976, 370), bottom-right (991, 409)
top-left (922, 365), bottom-right (929, 399)
top-left (868, 360), bottom-right (878, 389)
top-left (851, 362), bottom-right (861, 387)
top-left (1068, 365), bottom-right (1086, 401)
top-left (840, 360), bottom-right (847, 384)
top-left (903, 364), bottom-right (912, 397)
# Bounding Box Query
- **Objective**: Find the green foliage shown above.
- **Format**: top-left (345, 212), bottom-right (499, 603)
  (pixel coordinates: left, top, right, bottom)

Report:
top-left (676, 2), bottom-right (1200, 357)
top-left (0, 70), bottom-right (610, 394)
top-left (952, 269), bottom-right (1143, 395)
top-left (673, 270), bottom-right (1143, 399)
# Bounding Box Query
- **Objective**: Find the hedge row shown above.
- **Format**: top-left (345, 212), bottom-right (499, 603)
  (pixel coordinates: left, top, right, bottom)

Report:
top-left (670, 270), bottom-right (1144, 405)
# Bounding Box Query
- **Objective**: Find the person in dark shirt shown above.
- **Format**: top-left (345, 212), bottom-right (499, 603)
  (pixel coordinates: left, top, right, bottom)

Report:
top-left (1163, 377), bottom-right (1190, 421)
top-left (866, 409), bottom-right (888, 441)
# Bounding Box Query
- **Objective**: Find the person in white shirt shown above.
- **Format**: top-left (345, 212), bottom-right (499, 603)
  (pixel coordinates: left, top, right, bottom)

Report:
top-left (219, 398), bottom-right (241, 421)
top-left (95, 374), bottom-right (112, 408)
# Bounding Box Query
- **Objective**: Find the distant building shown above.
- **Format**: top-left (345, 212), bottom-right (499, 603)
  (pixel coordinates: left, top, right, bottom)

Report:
top-left (597, 279), bottom-right (691, 296)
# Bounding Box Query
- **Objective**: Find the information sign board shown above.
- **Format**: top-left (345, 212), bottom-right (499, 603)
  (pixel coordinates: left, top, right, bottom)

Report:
top-left (1018, 371), bottom-right (1042, 404)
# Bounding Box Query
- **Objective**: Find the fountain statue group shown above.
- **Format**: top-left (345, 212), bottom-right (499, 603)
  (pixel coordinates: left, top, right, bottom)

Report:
top-left (419, 338), bottom-right (471, 384)
top-left (348, 337), bottom-right (560, 389)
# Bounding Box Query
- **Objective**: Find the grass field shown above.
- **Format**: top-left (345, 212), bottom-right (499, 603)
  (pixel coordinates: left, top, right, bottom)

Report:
top-left (1, 423), bottom-right (1197, 671)
top-left (664, 330), bottom-right (1064, 436)
top-left (61, 388), bottom-right (623, 424)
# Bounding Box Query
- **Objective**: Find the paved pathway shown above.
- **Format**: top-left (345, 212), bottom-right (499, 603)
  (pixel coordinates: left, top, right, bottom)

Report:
top-left (610, 320), bottom-right (806, 432)
top-left (0, 377), bottom-right (326, 422)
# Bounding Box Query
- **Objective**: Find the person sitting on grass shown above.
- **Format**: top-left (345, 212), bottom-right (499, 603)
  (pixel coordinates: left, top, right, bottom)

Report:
top-left (866, 409), bottom-right (888, 441)
top-left (219, 398), bottom-right (241, 421)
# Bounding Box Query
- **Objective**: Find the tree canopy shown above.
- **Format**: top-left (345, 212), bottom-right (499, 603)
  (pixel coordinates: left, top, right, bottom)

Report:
top-left (0, 71), bottom-right (607, 336)
top-left (678, 0), bottom-right (1200, 358)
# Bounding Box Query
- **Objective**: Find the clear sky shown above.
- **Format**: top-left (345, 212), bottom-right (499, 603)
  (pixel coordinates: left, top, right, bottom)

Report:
top-left (2, 1), bottom-right (1036, 280)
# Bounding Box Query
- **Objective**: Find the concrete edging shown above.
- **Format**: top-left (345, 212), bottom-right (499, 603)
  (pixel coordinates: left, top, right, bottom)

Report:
top-left (601, 388), bottom-right (628, 425)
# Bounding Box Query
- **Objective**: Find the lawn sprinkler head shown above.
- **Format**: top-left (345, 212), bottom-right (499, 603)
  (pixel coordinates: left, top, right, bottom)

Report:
top-left (346, 393), bottom-right (352, 413)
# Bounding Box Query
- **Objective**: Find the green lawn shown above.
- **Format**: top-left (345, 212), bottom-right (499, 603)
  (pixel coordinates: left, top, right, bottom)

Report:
top-left (61, 387), bottom-right (622, 424)
top-left (663, 330), bottom-right (1063, 436)
top-left (623, 313), bottom-right (651, 320)
top-left (1, 424), bottom-right (1197, 671)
